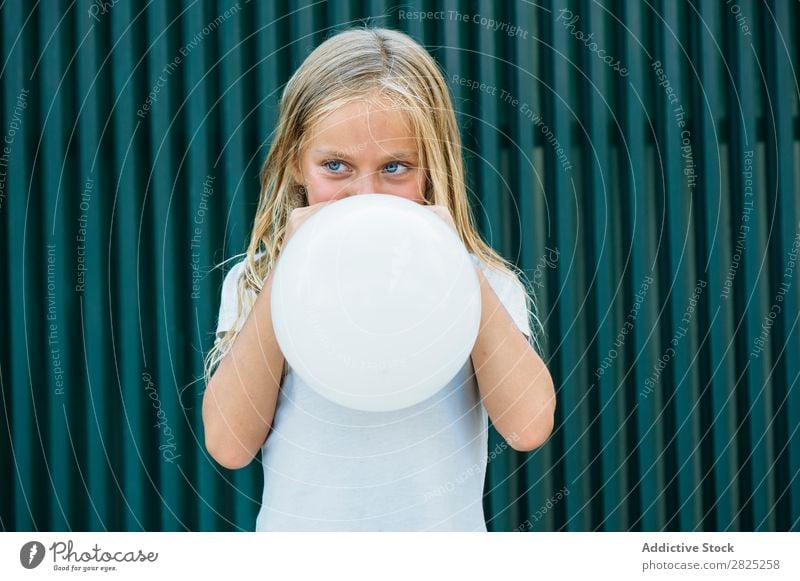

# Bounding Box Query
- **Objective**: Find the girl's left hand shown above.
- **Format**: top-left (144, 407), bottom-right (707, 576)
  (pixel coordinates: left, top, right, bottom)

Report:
top-left (424, 204), bottom-right (482, 278)
top-left (425, 204), bottom-right (457, 234)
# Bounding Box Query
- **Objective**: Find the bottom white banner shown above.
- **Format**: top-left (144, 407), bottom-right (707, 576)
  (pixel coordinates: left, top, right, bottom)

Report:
top-left (1, 532), bottom-right (797, 580)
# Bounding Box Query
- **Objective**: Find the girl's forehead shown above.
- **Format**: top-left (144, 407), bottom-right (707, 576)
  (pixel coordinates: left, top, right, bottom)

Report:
top-left (317, 99), bottom-right (412, 127)
top-left (307, 101), bottom-right (419, 148)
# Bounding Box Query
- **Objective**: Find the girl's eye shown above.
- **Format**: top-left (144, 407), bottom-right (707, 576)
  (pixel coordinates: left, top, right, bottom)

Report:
top-left (321, 160), bottom-right (412, 176)
top-left (384, 162), bottom-right (409, 175)
top-left (323, 160), bottom-right (346, 173)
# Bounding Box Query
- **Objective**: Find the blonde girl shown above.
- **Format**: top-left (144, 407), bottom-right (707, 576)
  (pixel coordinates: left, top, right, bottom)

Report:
top-left (202, 26), bottom-right (555, 531)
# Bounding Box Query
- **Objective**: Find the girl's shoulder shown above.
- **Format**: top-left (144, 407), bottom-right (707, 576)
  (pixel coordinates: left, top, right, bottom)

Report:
top-left (216, 250), bottom-right (531, 338)
top-left (219, 251), bottom-right (262, 301)
top-left (468, 252), bottom-right (525, 295)
top-left (216, 251), bottom-right (266, 336)
top-left (469, 253), bottom-right (531, 338)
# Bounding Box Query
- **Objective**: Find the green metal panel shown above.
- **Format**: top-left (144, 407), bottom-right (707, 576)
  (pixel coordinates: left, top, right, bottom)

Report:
top-left (1, 0), bottom-right (797, 532)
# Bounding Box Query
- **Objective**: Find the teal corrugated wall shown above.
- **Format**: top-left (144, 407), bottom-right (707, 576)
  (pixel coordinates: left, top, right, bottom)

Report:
top-left (1, 0), bottom-right (798, 531)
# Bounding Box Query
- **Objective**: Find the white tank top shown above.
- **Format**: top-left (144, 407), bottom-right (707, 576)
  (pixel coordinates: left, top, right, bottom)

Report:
top-left (214, 251), bottom-right (531, 531)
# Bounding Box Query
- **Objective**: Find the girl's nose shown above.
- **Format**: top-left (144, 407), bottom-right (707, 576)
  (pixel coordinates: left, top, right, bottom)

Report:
top-left (344, 171), bottom-right (381, 197)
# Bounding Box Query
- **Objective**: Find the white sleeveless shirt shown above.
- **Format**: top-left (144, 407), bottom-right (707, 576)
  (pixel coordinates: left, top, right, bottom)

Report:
top-left (214, 251), bottom-right (531, 531)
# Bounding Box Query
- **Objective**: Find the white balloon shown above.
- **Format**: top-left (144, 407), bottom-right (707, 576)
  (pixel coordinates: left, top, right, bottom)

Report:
top-left (270, 193), bottom-right (482, 412)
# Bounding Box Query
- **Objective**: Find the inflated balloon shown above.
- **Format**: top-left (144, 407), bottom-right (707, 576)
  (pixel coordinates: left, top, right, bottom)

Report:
top-left (270, 193), bottom-right (481, 412)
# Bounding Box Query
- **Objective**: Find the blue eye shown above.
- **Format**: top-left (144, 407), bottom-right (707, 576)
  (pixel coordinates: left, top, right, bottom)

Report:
top-left (323, 160), bottom-right (345, 173)
top-left (321, 160), bottom-right (411, 176)
top-left (384, 162), bottom-right (410, 175)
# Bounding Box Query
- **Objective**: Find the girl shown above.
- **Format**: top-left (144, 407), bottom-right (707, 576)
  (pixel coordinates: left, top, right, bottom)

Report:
top-left (201, 26), bottom-right (556, 532)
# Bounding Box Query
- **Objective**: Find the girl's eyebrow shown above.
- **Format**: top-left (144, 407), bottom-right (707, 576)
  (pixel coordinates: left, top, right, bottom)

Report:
top-left (313, 148), bottom-right (417, 161)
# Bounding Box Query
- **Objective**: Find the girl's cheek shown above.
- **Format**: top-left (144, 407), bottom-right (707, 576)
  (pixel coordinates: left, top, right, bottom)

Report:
top-left (308, 190), bottom-right (338, 204)
top-left (314, 180), bottom-right (360, 203)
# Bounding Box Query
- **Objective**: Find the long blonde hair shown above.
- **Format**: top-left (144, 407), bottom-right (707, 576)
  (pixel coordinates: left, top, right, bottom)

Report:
top-left (202, 25), bottom-right (545, 388)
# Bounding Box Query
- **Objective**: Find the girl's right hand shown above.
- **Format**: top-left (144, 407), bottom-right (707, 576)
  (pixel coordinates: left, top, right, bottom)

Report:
top-left (283, 200), bottom-right (336, 247)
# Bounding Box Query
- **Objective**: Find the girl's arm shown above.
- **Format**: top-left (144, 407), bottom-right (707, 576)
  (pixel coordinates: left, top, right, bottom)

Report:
top-left (424, 204), bottom-right (556, 451)
top-left (202, 204), bottom-right (331, 469)
top-left (202, 270), bottom-right (284, 470)
top-left (470, 267), bottom-right (557, 452)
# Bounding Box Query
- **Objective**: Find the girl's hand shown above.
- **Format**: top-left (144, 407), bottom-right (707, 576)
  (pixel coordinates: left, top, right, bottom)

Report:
top-left (425, 204), bottom-right (458, 234)
top-left (424, 204), bottom-right (480, 276)
top-left (283, 200), bottom-right (336, 247)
